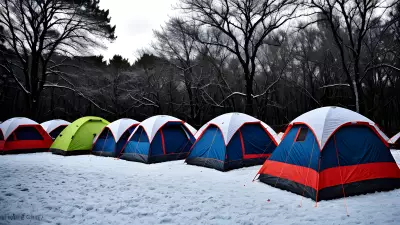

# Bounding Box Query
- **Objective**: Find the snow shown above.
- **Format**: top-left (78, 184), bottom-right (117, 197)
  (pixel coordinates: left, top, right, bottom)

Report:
top-left (0, 151), bottom-right (399, 225)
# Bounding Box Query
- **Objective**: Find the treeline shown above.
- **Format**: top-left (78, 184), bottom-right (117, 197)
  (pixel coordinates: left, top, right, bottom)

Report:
top-left (1, 0), bottom-right (400, 136)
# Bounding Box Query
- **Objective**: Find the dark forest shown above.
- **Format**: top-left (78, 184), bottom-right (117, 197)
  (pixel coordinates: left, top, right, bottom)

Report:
top-left (1, 0), bottom-right (400, 135)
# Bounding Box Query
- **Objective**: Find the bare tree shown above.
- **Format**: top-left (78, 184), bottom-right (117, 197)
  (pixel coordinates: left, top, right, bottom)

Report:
top-left (153, 17), bottom-right (201, 123)
top-left (180, 0), bottom-right (298, 114)
top-left (304, 0), bottom-right (399, 113)
top-left (0, 0), bottom-right (115, 117)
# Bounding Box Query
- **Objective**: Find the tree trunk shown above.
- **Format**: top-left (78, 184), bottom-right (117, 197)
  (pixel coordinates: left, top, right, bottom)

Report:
top-left (187, 84), bottom-right (196, 122)
top-left (352, 80), bottom-right (360, 113)
top-left (25, 93), bottom-right (39, 119)
top-left (245, 76), bottom-right (254, 115)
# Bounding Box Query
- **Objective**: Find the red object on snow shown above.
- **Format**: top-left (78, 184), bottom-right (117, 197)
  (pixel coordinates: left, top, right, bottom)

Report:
top-left (0, 118), bottom-right (52, 154)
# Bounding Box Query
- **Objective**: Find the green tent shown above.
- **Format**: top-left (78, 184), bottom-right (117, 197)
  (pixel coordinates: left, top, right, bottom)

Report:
top-left (50, 116), bottom-right (109, 156)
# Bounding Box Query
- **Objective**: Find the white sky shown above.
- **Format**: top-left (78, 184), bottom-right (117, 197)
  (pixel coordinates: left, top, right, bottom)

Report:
top-left (98, 0), bottom-right (178, 63)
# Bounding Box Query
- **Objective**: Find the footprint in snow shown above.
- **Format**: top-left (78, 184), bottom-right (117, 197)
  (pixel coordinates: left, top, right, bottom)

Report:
top-left (169, 204), bottom-right (180, 209)
top-left (104, 208), bottom-right (112, 213)
top-left (160, 218), bottom-right (173, 224)
top-left (137, 212), bottom-right (152, 217)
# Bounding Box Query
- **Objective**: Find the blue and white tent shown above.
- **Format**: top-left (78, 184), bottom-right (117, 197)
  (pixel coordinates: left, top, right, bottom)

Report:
top-left (186, 113), bottom-right (280, 171)
top-left (119, 115), bottom-right (196, 163)
top-left (92, 118), bottom-right (140, 157)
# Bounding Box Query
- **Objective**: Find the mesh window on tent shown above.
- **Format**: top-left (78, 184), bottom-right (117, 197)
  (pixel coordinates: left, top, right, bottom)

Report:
top-left (296, 127), bottom-right (308, 142)
top-left (50, 126), bottom-right (67, 138)
top-left (14, 127), bottom-right (44, 140)
top-left (98, 129), bottom-right (112, 139)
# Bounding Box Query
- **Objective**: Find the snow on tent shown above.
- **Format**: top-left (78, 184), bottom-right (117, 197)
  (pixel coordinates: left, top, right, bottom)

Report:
top-left (0, 117), bottom-right (52, 154)
top-left (92, 118), bottom-right (140, 157)
top-left (50, 116), bottom-right (109, 156)
top-left (119, 115), bottom-right (196, 163)
top-left (256, 106), bottom-right (400, 201)
top-left (41, 119), bottom-right (71, 139)
top-left (185, 113), bottom-right (280, 171)
top-left (389, 132), bottom-right (400, 149)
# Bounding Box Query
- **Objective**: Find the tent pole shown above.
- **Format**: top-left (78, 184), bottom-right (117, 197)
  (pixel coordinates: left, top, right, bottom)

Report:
top-left (315, 157), bottom-right (321, 207)
top-left (334, 135), bottom-right (350, 216)
top-left (174, 125), bottom-right (193, 161)
top-left (117, 127), bottom-right (143, 160)
top-left (253, 137), bottom-right (275, 182)
top-left (273, 138), bottom-right (297, 187)
top-left (100, 129), bottom-right (109, 157)
top-left (202, 128), bottom-right (219, 169)
top-left (300, 137), bottom-right (316, 207)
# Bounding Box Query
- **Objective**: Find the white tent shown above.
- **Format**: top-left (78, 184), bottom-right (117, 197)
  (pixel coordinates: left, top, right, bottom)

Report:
top-left (290, 106), bottom-right (389, 148)
top-left (0, 117), bottom-right (52, 153)
top-left (41, 119), bottom-right (71, 134)
top-left (195, 112), bottom-right (280, 145)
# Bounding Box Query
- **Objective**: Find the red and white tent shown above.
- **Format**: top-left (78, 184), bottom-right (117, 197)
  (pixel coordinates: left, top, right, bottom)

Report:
top-left (0, 117), bottom-right (52, 154)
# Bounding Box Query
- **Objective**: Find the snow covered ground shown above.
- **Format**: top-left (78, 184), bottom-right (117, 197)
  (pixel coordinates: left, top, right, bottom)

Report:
top-left (1, 151), bottom-right (399, 225)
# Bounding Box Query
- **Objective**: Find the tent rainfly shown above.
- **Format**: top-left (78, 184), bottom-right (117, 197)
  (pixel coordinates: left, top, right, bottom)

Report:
top-left (50, 116), bottom-right (109, 156)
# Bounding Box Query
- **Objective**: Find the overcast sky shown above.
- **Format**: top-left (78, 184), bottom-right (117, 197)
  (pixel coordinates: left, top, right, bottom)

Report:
top-left (98, 0), bottom-right (178, 63)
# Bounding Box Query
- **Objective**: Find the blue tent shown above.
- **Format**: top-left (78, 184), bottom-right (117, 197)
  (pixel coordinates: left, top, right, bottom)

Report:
top-left (92, 118), bottom-right (139, 157)
top-left (119, 115), bottom-right (196, 163)
top-left (258, 106), bottom-right (400, 201)
top-left (186, 113), bottom-right (280, 171)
